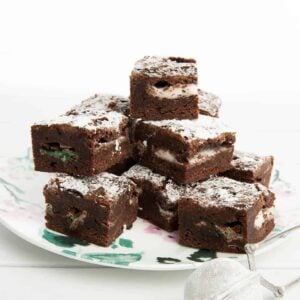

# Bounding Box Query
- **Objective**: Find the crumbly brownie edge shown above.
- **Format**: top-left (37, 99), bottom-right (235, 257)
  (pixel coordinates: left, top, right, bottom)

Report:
top-left (198, 89), bottom-right (221, 118)
top-left (221, 153), bottom-right (274, 187)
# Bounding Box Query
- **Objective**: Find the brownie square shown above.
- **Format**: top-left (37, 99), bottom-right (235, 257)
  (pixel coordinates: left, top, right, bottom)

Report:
top-left (124, 164), bottom-right (185, 232)
top-left (32, 94), bottom-right (132, 176)
top-left (178, 177), bottom-right (275, 253)
top-left (221, 151), bottom-right (274, 187)
top-left (133, 115), bottom-right (236, 184)
top-left (198, 89), bottom-right (221, 117)
top-left (130, 56), bottom-right (198, 120)
top-left (44, 172), bottom-right (138, 246)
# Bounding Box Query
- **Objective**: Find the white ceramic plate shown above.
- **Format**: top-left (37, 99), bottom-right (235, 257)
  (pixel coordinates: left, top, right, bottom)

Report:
top-left (0, 149), bottom-right (298, 270)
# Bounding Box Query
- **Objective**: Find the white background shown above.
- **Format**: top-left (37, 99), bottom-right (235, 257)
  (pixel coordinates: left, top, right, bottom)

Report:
top-left (1, 0), bottom-right (300, 100)
top-left (0, 0), bottom-right (300, 299)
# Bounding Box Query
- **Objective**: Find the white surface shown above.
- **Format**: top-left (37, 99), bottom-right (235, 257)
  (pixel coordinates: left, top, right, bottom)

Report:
top-left (1, 0), bottom-right (300, 99)
top-left (1, 0), bottom-right (300, 298)
top-left (0, 225), bottom-right (299, 300)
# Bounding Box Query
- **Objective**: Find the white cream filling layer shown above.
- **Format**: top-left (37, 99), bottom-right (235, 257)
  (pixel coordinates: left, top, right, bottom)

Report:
top-left (147, 83), bottom-right (198, 99)
top-left (158, 204), bottom-right (176, 218)
top-left (154, 146), bottom-right (228, 166)
top-left (155, 149), bottom-right (178, 163)
top-left (254, 207), bottom-right (275, 229)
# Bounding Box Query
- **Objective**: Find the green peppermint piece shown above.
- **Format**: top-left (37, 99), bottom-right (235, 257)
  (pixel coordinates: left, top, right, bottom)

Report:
top-left (215, 225), bottom-right (239, 242)
top-left (40, 149), bottom-right (78, 163)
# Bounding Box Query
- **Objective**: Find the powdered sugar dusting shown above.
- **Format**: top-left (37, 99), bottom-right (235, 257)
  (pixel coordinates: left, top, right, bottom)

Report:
top-left (165, 182), bottom-right (185, 203)
top-left (35, 94), bottom-right (128, 132)
top-left (198, 89), bottom-right (222, 117)
top-left (185, 176), bottom-right (273, 210)
top-left (132, 56), bottom-right (197, 77)
top-left (124, 164), bottom-right (185, 203)
top-left (38, 110), bottom-right (126, 132)
top-left (70, 94), bottom-right (129, 116)
top-left (124, 164), bottom-right (167, 186)
top-left (47, 172), bottom-right (134, 201)
top-left (142, 114), bottom-right (234, 141)
top-left (231, 151), bottom-right (270, 171)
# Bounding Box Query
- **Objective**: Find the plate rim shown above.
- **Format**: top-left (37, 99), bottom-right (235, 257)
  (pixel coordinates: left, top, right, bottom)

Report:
top-left (0, 152), bottom-right (294, 271)
top-left (0, 215), bottom-right (210, 271)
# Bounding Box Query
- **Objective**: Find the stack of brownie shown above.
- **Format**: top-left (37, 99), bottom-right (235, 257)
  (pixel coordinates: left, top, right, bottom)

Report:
top-left (31, 56), bottom-right (275, 253)
top-left (32, 94), bottom-right (142, 246)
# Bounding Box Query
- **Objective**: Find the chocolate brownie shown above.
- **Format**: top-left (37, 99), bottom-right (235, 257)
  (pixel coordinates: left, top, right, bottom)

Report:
top-left (107, 158), bottom-right (136, 176)
top-left (221, 151), bottom-right (274, 187)
top-left (124, 164), bottom-right (185, 231)
top-left (31, 94), bottom-right (132, 176)
top-left (132, 115), bottom-right (236, 184)
top-left (130, 56), bottom-right (198, 120)
top-left (178, 177), bottom-right (275, 253)
top-left (198, 89), bottom-right (221, 117)
top-left (44, 172), bottom-right (138, 246)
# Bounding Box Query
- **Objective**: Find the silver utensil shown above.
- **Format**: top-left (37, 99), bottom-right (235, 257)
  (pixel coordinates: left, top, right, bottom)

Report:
top-left (245, 225), bottom-right (300, 297)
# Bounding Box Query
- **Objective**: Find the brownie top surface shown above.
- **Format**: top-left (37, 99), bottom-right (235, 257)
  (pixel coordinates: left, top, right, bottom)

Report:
top-left (198, 89), bottom-right (222, 117)
top-left (231, 151), bottom-right (271, 171)
top-left (184, 176), bottom-right (272, 210)
top-left (124, 164), bottom-right (185, 203)
top-left (69, 94), bottom-right (129, 116)
top-left (141, 115), bottom-right (234, 142)
top-left (47, 173), bottom-right (134, 201)
top-left (132, 56), bottom-right (197, 78)
top-left (35, 94), bottom-right (128, 132)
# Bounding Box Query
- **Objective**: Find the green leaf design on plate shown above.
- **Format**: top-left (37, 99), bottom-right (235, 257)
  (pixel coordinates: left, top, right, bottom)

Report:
top-left (0, 176), bottom-right (42, 208)
top-left (15, 147), bottom-right (34, 171)
top-left (42, 229), bottom-right (89, 248)
top-left (40, 149), bottom-right (78, 163)
top-left (110, 242), bottom-right (118, 249)
top-left (272, 169), bottom-right (280, 183)
top-left (271, 169), bottom-right (291, 190)
top-left (81, 253), bottom-right (142, 266)
top-left (187, 249), bottom-right (216, 262)
top-left (0, 177), bottom-right (24, 194)
top-left (273, 226), bottom-right (282, 232)
top-left (157, 257), bottom-right (181, 264)
top-left (118, 238), bottom-right (133, 248)
top-left (62, 249), bottom-right (77, 256)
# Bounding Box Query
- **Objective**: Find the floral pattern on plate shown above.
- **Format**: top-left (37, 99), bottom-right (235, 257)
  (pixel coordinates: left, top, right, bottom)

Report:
top-left (0, 149), bottom-right (299, 270)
